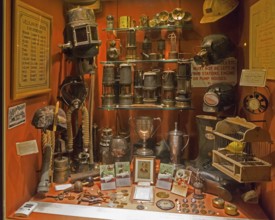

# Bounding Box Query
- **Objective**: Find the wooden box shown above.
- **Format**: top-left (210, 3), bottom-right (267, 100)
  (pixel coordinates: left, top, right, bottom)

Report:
top-left (212, 149), bottom-right (271, 183)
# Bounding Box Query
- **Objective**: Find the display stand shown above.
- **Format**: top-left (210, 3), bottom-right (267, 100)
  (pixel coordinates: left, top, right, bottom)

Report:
top-left (9, 182), bottom-right (269, 220)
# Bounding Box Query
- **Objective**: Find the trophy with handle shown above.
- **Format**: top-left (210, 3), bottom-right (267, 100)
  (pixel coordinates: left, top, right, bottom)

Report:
top-left (130, 116), bottom-right (161, 156)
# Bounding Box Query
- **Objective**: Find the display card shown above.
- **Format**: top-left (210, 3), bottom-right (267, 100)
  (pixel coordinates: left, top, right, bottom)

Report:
top-left (115, 161), bottom-right (131, 187)
top-left (171, 168), bottom-right (192, 197)
top-left (100, 164), bottom-right (116, 190)
top-left (156, 163), bottom-right (174, 190)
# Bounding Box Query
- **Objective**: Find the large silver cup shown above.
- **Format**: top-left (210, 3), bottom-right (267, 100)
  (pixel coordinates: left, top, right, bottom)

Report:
top-left (131, 116), bottom-right (161, 156)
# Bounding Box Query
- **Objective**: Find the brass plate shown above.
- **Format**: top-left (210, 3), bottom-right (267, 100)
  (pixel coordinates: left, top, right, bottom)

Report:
top-left (156, 191), bottom-right (169, 198)
top-left (156, 199), bottom-right (175, 210)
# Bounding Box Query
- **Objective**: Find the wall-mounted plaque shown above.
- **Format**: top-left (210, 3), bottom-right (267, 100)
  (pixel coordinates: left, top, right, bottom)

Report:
top-left (12, 0), bottom-right (52, 99)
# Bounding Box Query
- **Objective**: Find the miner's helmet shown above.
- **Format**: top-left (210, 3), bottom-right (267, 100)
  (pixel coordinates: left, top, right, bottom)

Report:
top-left (200, 0), bottom-right (239, 24)
top-left (32, 105), bottom-right (67, 132)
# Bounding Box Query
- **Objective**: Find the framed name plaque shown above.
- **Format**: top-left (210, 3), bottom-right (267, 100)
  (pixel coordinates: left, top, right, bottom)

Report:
top-left (12, 0), bottom-right (52, 99)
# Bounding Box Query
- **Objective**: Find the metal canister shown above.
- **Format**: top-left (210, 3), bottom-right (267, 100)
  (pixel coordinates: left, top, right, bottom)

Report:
top-left (143, 71), bottom-right (157, 89)
top-left (119, 63), bottom-right (132, 85)
top-left (119, 94), bottom-right (133, 106)
top-left (162, 70), bottom-right (175, 90)
top-left (103, 64), bottom-right (115, 85)
top-left (53, 156), bottom-right (69, 184)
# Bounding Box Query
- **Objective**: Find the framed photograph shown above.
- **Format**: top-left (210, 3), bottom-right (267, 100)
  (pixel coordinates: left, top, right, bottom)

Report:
top-left (134, 156), bottom-right (155, 184)
top-left (12, 0), bottom-right (52, 99)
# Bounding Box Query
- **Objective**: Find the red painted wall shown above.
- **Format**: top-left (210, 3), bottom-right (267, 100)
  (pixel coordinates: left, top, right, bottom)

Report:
top-left (4, 0), bottom-right (275, 219)
top-left (238, 1), bottom-right (275, 219)
top-left (4, 0), bottom-right (66, 216)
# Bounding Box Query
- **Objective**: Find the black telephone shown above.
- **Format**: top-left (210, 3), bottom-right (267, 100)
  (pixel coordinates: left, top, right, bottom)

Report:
top-left (243, 91), bottom-right (269, 114)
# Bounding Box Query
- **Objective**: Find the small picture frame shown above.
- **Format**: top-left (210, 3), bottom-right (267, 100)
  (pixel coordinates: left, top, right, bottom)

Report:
top-left (132, 185), bottom-right (154, 203)
top-left (134, 156), bottom-right (155, 184)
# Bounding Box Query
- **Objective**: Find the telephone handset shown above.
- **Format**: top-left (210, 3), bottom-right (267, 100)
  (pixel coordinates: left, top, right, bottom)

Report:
top-left (243, 91), bottom-right (269, 114)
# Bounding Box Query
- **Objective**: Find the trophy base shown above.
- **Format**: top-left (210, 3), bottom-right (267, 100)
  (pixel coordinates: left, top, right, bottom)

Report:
top-left (136, 147), bottom-right (154, 156)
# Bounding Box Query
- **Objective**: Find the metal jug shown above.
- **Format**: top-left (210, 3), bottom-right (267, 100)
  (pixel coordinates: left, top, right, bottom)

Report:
top-left (168, 122), bottom-right (189, 165)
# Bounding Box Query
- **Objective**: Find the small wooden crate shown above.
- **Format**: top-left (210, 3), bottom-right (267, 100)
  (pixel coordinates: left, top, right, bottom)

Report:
top-left (212, 149), bottom-right (271, 183)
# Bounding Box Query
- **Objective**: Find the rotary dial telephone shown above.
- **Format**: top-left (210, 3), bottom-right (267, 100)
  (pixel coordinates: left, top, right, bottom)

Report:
top-left (243, 91), bottom-right (268, 114)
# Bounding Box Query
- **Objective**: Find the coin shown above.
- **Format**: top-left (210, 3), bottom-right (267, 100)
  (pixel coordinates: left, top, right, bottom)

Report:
top-left (156, 192), bottom-right (169, 198)
top-left (182, 198), bottom-right (188, 203)
top-left (121, 189), bottom-right (128, 193)
top-left (123, 193), bottom-right (129, 196)
top-left (199, 204), bottom-right (205, 209)
top-left (117, 204), bottom-right (124, 208)
top-left (137, 204), bottom-right (145, 210)
top-left (121, 202), bottom-right (128, 206)
top-left (182, 203), bottom-right (189, 208)
top-left (182, 208), bottom-right (190, 213)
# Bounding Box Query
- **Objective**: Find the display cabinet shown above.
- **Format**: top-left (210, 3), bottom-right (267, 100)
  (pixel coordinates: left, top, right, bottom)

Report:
top-left (97, 20), bottom-right (195, 165)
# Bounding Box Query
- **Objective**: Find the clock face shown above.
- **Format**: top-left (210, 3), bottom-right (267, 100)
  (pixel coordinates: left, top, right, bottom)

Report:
top-left (243, 92), bottom-right (269, 114)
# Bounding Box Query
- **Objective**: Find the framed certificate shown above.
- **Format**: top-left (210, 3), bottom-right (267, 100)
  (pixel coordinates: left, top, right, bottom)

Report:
top-left (12, 0), bottom-right (52, 99)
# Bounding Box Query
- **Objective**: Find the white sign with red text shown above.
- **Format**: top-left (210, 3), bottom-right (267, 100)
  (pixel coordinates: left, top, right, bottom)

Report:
top-left (191, 57), bottom-right (237, 87)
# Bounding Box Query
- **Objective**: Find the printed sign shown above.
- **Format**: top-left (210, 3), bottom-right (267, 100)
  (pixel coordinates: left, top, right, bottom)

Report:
top-left (8, 103), bottom-right (26, 129)
top-left (191, 57), bottom-right (237, 87)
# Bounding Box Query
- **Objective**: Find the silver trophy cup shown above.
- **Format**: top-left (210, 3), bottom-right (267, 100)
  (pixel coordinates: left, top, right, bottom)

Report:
top-left (131, 116), bottom-right (161, 156)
